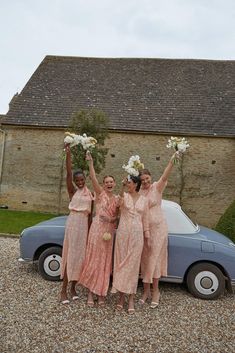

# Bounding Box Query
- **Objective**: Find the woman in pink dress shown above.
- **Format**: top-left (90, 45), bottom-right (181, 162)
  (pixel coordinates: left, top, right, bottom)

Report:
top-left (60, 145), bottom-right (93, 304)
top-left (112, 176), bottom-right (150, 314)
top-left (79, 152), bottom-right (119, 306)
top-left (139, 152), bottom-right (179, 308)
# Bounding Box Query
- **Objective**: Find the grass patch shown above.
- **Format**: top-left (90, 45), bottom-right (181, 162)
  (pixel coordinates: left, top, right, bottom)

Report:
top-left (215, 200), bottom-right (235, 243)
top-left (0, 209), bottom-right (58, 235)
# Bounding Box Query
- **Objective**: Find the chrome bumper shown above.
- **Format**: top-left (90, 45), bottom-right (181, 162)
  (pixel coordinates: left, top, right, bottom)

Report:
top-left (18, 257), bottom-right (33, 263)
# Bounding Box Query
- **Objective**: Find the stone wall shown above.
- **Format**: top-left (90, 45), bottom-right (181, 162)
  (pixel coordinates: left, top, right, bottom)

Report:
top-left (0, 127), bottom-right (65, 214)
top-left (0, 125), bottom-right (234, 228)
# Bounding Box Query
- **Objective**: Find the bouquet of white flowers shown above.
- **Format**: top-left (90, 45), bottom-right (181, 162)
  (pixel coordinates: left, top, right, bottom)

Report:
top-left (122, 155), bottom-right (144, 177)
top-left (64, 132), bottom-right (97, 151)
top-left (166, 136), bottom-right (190, 163)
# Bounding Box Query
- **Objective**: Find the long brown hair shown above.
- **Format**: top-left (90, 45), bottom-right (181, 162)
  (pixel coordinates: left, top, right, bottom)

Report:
top-left (139, 169), bottom-right (151, 176)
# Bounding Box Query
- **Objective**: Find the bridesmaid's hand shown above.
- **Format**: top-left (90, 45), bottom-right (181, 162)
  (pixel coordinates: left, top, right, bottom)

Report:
top-left (99, 215), bottom-right (111, 223)
top-left (146, 237), bottom-right (152, 249)
top-left (172, 151), bottom-right (181, 162)
top-left (64, 143), bottom-right (70, 152)
top-left (100, 215), bottom-right (117, 224)
top-left (122, 177), bottom-right (128, 187)
top-left (86, 151), bottom-right (93, 161)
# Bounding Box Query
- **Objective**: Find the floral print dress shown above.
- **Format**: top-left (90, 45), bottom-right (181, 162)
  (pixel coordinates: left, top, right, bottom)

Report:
top-left (79, 191), bottom-right (119, 296)
top-left (112, 192), bottom-right (150, 294)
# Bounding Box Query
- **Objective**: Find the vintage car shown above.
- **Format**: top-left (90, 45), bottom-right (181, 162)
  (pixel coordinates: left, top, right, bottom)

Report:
top-left (18, 200), bottom-right (235, 300)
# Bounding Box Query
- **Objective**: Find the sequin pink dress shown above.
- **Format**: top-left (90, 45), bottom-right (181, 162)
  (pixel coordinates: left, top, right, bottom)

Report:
top-left (112, 192), bottom-right (150, 294)
top-left (79, 191), bottom-right (119, 296)
top-left (140, 178), bottom-right (168, 282)
top-left (60, 186), bottom-right (93, 282)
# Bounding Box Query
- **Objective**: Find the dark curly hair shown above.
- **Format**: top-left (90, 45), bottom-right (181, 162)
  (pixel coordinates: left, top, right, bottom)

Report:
top-left (73, 169), bottom-right (85, 179)
top-left (129, 175), bottom-right (141, 192)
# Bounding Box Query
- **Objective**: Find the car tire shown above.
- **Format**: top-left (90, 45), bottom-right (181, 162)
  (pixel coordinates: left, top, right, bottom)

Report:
top-left (186, 262), bottom-right (225, 300)
top-left (38, 246), bottom-right (62, 281)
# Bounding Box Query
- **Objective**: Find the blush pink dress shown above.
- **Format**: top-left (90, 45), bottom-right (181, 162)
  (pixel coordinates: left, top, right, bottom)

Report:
top-left (79, 191), bottom-right (119, 296)
top-left (140, 178), bottom-right (168, 282)
top-left (60, 186), bottom-right (93, 282)
top-left (112, 192), bottom-right (150, 294)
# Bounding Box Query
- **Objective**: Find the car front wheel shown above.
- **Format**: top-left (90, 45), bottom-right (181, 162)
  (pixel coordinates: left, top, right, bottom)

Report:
top-left (38, 246), bottom-right (62, 281)
top-left (186, 263), bottom-right (225, 300)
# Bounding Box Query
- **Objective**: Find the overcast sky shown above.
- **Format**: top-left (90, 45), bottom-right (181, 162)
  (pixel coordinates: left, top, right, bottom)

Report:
top-left (0, 0), bottom-right (234, 114)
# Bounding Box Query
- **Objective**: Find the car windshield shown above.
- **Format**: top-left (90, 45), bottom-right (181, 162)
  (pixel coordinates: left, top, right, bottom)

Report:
top-left (162, 200), bottom-right (198, 234)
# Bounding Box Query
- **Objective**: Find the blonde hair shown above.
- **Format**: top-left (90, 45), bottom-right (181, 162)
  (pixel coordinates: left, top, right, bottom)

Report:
top-left (103, 175), bottom-right (115, 183)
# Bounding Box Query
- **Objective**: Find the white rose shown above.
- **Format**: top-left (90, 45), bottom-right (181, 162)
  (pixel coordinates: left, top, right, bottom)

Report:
top-left (177, 143), bottom-right (187, 152)
top-left (64, 136), bottom-right (74, 144)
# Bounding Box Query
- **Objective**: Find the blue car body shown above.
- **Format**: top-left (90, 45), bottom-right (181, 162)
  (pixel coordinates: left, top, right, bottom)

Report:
top-left (167, 227), bottom-right (235, 285)
top-left (19, 200), bottom-right (235, 298)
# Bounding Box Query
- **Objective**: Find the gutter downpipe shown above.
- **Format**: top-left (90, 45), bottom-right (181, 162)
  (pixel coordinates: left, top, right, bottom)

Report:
top-left (0, 128), bottom-right (6, 196)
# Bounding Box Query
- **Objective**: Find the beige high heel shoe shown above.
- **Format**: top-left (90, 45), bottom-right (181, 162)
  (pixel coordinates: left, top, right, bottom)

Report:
top-left (150, 291), bottom-right (160, 309)
top-left (138, 292), bottom-right (151, 305)
top-left (128, 308), bottom-right (135, 315)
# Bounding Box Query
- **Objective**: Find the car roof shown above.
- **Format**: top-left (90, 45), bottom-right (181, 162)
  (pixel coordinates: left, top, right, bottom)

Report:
top-left (162, 200), bottom-right (182, 209)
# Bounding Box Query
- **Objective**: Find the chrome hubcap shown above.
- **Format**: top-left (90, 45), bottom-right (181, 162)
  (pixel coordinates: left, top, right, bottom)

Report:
top-left (43, 254), bottom-right (61, 277)
top-left (194, 271), bottom-right (219, 295)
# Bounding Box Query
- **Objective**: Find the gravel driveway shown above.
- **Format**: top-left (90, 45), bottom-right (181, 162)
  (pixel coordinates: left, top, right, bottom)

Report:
top-left (1, 237), bottom-right (234, 353)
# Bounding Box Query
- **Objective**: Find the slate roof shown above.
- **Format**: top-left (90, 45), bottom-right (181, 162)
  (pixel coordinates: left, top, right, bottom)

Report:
top-left (3, 55), bottom-right (235, 137)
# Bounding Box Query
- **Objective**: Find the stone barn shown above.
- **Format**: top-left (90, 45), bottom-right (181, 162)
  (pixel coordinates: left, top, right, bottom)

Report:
top-left (0, 55), bottom-right (234, 227)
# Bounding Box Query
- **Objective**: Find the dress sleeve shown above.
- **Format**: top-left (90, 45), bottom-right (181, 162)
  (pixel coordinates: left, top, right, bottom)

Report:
top-left (142, 199), bottom-right (150, 238)
top-left (96, 189), bottom-right (106, 203)
top-left (155, 178), bottom-right (167, 194)
top-left (116, 195), bottom-right (123, 208)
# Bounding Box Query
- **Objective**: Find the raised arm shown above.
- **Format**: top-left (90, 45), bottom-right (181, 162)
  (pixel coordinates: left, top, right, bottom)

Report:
top-left (119, 177), bottom-right (127, 197)
top-left (161, 152), bottom-right (179, 183)
top-left (86, 151), bottom-right (103, 194)
top-left (65, 144), bottom-right (75, 200)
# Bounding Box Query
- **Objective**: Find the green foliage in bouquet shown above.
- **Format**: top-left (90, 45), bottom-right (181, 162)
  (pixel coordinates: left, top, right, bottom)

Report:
top-left (69, 109), bottom-right (109, 174)
top-left (215, 200), bottom-right (235, 242)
